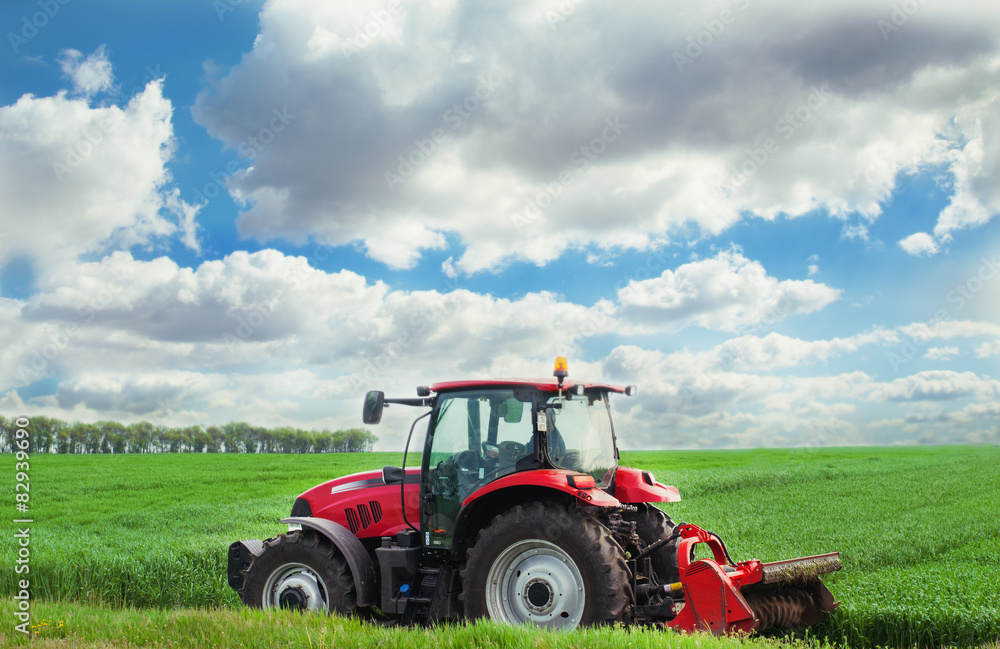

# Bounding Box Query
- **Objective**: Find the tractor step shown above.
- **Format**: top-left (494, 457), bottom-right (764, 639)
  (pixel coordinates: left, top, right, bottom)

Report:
top-left (400, 567), bottom-right (441, 625)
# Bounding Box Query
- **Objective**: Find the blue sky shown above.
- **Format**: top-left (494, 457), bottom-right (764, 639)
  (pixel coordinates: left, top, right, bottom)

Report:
top-left (1, 0), bottom-right (998, 450)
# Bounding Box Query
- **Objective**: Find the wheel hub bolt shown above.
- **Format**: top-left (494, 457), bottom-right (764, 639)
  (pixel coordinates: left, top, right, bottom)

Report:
top-left (524, 578), bottom-right (554, 612)
top-left (279, 587), bottom-right (307, 610)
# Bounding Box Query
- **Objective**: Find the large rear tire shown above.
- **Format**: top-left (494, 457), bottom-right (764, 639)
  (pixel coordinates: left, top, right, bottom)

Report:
top-left (462, 501), bottom-right (631, 630)
top-left (239, 530), bottom-right (358, 614)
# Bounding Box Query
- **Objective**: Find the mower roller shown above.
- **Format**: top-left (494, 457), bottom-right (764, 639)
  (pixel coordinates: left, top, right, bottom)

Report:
top-left (229, 358), bottom-right (840, 635)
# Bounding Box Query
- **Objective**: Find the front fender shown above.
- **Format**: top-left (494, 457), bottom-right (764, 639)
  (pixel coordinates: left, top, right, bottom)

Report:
top-left (280, 516), bottom-right (379, 607)
top-left (614, 466), bottom-right (681, 503)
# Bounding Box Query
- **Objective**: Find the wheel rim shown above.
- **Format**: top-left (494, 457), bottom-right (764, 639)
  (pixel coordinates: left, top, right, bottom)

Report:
top-left (485, 539), bottom-right (585, 630)
top-left (262, 562), bottom-right (329, 612)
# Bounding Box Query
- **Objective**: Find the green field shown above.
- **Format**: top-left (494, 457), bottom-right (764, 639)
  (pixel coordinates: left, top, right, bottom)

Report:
top-left (3, 446), bottom-right (999, 648)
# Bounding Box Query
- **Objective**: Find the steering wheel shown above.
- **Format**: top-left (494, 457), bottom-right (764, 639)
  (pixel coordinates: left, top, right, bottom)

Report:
top-left (498, 440), bottom-right (526, 464)
top-left (475, 441), bottom-right (527, 485)
top-left (455, 449), bottom-right (479, 472)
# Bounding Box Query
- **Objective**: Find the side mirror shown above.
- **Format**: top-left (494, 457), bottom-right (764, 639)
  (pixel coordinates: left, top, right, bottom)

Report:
top-left (382, 465), bottom-right (405, 484)
top-left (363, 391), bottom-right (385, 424)
top-left (482, 442), bottom-right (499, 459)
top-left (501, 397), bottom-right (524, 423)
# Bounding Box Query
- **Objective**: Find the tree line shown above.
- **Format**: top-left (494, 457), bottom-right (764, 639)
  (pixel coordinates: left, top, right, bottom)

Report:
top-left (0, 416), bottom-right (378, 454)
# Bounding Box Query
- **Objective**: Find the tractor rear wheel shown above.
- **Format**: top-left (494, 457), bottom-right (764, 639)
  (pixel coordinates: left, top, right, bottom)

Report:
top-left (462, 501), bottom-right (631, 629)
top-left (239, 530), bottom-right (358, 614)
top-left (632, 503), bottom-right (680, 585)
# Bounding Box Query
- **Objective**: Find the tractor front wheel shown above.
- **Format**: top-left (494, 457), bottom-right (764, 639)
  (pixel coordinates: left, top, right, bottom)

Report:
top-left (462, 501), bottom-right (631, 630)
top-left (632, 503), bottom-right (679, 586)
top-left (239, 530), bottom-right (357, 614)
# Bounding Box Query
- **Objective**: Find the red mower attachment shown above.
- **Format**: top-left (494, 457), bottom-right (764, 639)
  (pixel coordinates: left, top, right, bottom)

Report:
top-left (665, 524), bottom-right (841, 635)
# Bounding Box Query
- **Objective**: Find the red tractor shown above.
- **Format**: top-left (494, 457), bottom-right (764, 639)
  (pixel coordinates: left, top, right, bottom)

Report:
top-left (229, 359), bottom-right (840, 633)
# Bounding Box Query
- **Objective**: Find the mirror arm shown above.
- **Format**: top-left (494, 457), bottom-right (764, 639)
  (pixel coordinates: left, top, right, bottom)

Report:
top-left (385, 397), bottom-right (435, 408)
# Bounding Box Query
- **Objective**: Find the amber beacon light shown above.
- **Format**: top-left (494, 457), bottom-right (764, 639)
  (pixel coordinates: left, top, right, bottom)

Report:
top-left (553, 356), bottom-right (569, 381)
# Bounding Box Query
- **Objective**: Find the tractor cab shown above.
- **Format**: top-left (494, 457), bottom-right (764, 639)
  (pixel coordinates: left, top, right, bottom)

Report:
top-left (364, 358), bottom-right (634, 549)
top-left (421, 381), bottom-right (620, 547)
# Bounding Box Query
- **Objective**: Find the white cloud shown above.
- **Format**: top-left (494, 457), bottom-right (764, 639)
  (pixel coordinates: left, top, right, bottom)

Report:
top-left (899, 232), bottom-right (939, 256)
top-left (976, 341), bottom-right (1000, 358)
top-left (18, 246), bottom-right (841, 401)
top-left (4, 251), bottom-right (997, 448)
top-left (55, 370), bottom-right (222, 415)
top-left (925, 346), bottom-right (959, 360)
top-left (190, 0), bottom-right (1000, 273)
top-left (0, 51), bottom-right (192, 272)
top-left (934, 74), bottom-right (1000, 239)
top-left (615, 249), bottom-right (841, 332)
top-left (164, 188), bottom-right (203, 255)
top-left (0, 242), bottom-right (850, 448)
top-left (899, 319), bottom-right (1000, 342)
top-left (362, 222), bottom-right (447, 270)
top-left (2, 249), bottom-right (616, 443)
top-left (870, 370), bottom-right (999, 402)
top-left (601, 344), bottom-right (783, 419)
top-left (716, 330), bottom-right (892, 371)
top-left (870, 402), bottom-right (1000, 445)
top-left (58, 46), bottom-right (114, 96)
top-left (600, 343), bottom-right (883, 449)
top-left (598, 332), bottom-right (1000, 449)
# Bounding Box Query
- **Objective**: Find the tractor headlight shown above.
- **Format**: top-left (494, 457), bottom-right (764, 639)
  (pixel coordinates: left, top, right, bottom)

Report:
top-left (290, 497), bottom-right (313, 517)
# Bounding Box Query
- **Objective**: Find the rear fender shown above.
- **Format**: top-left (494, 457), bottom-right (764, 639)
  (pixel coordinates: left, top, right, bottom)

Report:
top-left (450, 471), bottom-right (620, 560)
top-left (614, 466), bottom-right (681, 503)
top-left (280, 516), bottom-right (379, 607)
top-left (461, 469), bottom-right (620, 508)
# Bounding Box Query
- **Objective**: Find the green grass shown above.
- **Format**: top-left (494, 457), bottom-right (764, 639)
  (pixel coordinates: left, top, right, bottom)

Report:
top-left (0, 600), bottom-right (809, 649)
top-left (3, 453), bottom-right (400, 609)
top-left (3, 446), bottom-right (999, 648)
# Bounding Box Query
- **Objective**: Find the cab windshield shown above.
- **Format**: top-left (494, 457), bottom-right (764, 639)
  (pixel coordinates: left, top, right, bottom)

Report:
top-left (544, 390), bottom-right (617, 488)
